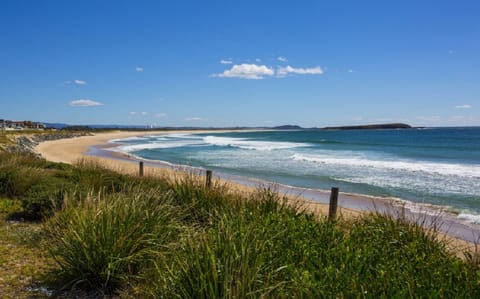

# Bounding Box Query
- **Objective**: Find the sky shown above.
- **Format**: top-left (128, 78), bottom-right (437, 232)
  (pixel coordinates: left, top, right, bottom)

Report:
top-left (1, 0), bottom-right (479, 127)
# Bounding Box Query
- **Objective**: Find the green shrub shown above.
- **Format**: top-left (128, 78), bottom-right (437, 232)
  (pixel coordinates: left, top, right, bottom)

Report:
top-left (71, 159), bottom-right (131, 193)
top-left (0, 167), bottom-right (45, 198)
top-left (167, 173), bottom-right (236, 226)
top-left (3, 152), bottom-right (480, 297)
top-left (44, 187), bottom-right (185, 294)
top-left (140, 189), bottom-right (480, 298)
top-left (0, 152), bottom-right (73, 199)
top-left (0, 197), bottom-right (22, 217)
top-left (21, 178), bottom-right (74, 220)
top-left (147, 188), bottom-right (338, 298)
top-left (340, 214), bottom-right (479, 297)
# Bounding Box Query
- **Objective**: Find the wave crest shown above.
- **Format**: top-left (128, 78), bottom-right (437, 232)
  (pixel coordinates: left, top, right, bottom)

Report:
top-left (203, 136), bottom-right (309, 151)
top-left (291, 153), bottom-right (480, 178)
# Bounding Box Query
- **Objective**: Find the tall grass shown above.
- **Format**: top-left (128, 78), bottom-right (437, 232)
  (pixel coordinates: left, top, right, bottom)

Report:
top-left (0, 153), bottom-right (76, 219)
top-left (151, 190), bottom-right (336, 298)
top-left (1, 152), bottom-right (480, 297)
top-left (166, 172), bottom-right (240, 226)
top-left (141, 188), bottom-right (480, 298)
top-left (44, 186), bottom-right (185, 293)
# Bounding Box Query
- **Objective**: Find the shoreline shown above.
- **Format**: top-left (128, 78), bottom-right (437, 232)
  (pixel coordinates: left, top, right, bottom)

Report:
top-left (34, 130), bottom-right (480, 253)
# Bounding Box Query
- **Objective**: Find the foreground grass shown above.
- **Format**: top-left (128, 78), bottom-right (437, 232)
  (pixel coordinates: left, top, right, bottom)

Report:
top-left (1, 152), bottom-right (480, 298)
top-left (0, 199), bottom-right (52, 298)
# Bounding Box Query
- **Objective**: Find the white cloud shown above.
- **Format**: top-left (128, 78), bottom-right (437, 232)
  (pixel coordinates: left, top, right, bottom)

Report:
top-left (136, 67), bottom-right (144, 72)
top-left (277, 65), bottom-right (323, 77)
top-left (185, 117), bottom-right (204, 121)
top-left (255, 58), bottom-right (262, 62)
top-left (62, 79), bottom-right (86, 86)
top-left (74, 79), bottom-right (86, 85)
top-left (212, 64), bottom-right (275, 80)
top-left (455, 104), bottom-right (472, 109)
top-left (155, 113), bottom-right (166, 118)
top-left (70, 99), bottom-right (103, 107)
top-left (130, 111), bottom-right (150, 116)
top-left (277, 56), bottom-right (288, 62)
top-left (348, 69), bottom-right (356, 73)
top-left (220, 59), bottom-right (233, 65)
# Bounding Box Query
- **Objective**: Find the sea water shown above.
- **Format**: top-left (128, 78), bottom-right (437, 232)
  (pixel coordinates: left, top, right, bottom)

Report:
top-left (109, 128), bottom-right (480, 223)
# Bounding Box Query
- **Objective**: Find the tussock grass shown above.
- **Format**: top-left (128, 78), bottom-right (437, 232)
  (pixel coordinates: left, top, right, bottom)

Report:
top-left (166, 172), bottom-right (241, 226)
top-left (1, 152), bottom-right (480, 297)
top-left (44, 187), bottom-right (185, 293)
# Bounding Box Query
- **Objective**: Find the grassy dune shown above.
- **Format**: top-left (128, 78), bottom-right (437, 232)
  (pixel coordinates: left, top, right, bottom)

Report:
top-left (0, 151), bottom-right (480, 298)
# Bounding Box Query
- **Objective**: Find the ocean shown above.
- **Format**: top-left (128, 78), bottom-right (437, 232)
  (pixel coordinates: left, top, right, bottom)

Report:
top-left (108, 127), bottom-right (480, 224)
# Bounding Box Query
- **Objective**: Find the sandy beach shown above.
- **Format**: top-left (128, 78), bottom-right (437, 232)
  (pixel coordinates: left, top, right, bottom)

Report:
top-left (35, 130), bottom-right (166, 164)
top-left (34, 130), bottom-right (341, 215)
top-left (34, 130), bottom-right (478, 256)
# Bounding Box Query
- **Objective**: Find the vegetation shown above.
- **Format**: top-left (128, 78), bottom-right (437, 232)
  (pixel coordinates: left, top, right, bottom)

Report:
top-left (0, 151), bottom-right (480, 298)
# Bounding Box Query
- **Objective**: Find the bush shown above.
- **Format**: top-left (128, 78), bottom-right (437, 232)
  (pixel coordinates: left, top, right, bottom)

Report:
top-left (44, 187), bottom-right (185, 294)
top-left (71, 159), bottom-right (131, 194)
top-left (140, 190), bottom-right (480, 298)
top-left (3, 152), bottom-right (479, 297)
top-left (167, 172), bottom-right (236, 226)
top-left (147, 188), bottom-right (341, 298)
top-left (340, 214), bottom-right (479, 297)
top-left (21, 178), bottom-right (74, 220)
top-left (0, 167), bottom-right (46, 198)
top-left (0, 152), bottom-right (73, 199)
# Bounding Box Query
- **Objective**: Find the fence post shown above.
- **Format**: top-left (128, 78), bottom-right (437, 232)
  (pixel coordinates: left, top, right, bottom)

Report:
top-left (328, 187), bottom-right (339, 220)
top-left (205, 170), bottom-right (212, 188)
top-left (139, 161), bottom-right (144, 177)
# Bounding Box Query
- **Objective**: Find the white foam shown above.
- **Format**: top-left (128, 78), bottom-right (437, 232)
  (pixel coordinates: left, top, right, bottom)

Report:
top-left (109, 136), bottom-right (148, 143)
top-left (203, 136), bottom-right (309, 151)
top-left (148, 136), bottom-right (169, 141)
top-left (291, 153), bottom-right (480, 178)
top-left (458, 213), bottom-right (480, 225)
top-left (167, 133), bottom-right (203, 139)
top-left (112, 141), bottom-right (200, 152)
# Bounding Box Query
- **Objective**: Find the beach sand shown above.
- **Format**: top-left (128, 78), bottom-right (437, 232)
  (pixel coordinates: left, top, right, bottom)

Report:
top-left (34, 130), bottom-right (478, 257)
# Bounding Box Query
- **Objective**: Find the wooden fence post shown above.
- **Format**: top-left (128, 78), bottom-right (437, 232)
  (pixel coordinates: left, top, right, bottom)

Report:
top-left (139, 161), bottom-right (144, 177)
top-left (328, 187), bottom-right (339, 220)
top-left (205, 170), bottom-right (212, 188)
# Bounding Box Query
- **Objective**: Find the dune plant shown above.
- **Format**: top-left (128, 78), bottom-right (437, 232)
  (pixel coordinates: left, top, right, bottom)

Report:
top-left (72, 159), bottom-right (131, 193)
top-left (0, 152), bottom-right (73, 199)
top-left (2, 152), bottom-right (480, 297)
top-left (146, 188), bottom-right (334, 298)
top-left (339, 213), bottom-right (480, 297)
top-left (166, 172), bottom-right (238, 226)
top-left (20, 178), bottom-right (74, 220)
top-left (138, 187), bottom-right (480, 298)
top-left (44, 187), bottom-right (185, 294)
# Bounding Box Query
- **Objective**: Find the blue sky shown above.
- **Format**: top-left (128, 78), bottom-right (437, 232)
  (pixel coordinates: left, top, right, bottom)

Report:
top-left (1, 0), bottom-right (479, 127)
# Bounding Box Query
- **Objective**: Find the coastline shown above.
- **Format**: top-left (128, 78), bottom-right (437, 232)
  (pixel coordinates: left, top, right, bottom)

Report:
top-left (34, 130), bottom-right (479, 255)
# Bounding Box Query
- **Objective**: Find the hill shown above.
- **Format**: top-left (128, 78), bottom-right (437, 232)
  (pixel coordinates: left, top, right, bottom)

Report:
top-left (321, 123), bottom-right (412, 130)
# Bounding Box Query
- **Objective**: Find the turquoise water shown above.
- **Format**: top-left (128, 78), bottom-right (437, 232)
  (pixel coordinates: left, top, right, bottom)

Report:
top-left (110, 128), bottom-right (480, 221)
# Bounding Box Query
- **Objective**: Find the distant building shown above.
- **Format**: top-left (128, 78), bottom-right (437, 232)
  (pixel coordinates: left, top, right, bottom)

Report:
top-left (0, 119), bottom-right (45, 130)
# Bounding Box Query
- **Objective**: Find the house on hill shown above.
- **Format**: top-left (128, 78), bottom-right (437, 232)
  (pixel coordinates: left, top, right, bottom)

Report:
top-left (0, 119), bottom-right (45, 130)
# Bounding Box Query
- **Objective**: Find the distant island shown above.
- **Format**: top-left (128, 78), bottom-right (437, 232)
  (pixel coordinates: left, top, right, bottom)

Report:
top-left (321, 123), bottom-right (412, 130)
top-left (272, 125), bottom-right (304, 130)
top-left (272, 123), bottom-right (413, 131)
